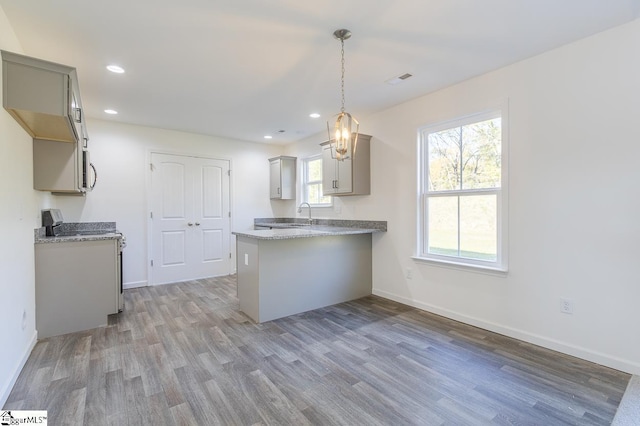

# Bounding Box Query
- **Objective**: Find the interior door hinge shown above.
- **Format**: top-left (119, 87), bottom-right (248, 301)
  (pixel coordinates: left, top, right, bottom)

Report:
top-left (229, 253), bottom-right (232, 259)
top-left (150, 260), bottom-right (154, 267)
top-left (150, 163), bottom-right (154, 171)
top-left (227, 170), bottom-right (231, 176)
top-left (150, 211), bottom-right (153, 219)
top-left (228, 211), bottom-right (231, 218)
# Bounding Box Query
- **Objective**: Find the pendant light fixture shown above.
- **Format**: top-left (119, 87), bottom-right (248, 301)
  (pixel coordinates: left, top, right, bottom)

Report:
top-left (327, 29), bottom-right (359, 161)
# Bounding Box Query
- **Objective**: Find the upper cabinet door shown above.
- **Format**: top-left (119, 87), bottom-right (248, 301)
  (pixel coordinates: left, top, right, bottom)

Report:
top-left (1, 50), bottom-right (87, 144)
top-left (269, 158), bottom-right (281, 198)
top-left (335, 156), bottom-right (353, 194)
top-left (320, 135), bottom-right (371, 196)
top-left (269, 156), bottom-right (296, 200)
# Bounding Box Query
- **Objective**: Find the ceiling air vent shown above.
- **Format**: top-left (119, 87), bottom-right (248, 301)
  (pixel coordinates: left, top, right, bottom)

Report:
top-left (385, 73), bottom-right (413, 86)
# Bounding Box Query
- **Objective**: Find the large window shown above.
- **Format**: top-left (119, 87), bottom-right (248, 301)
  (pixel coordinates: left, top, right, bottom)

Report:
top-left (418, 108), bottom-right (507, 270)
top-left (302, 155), bottom-right (332, 206)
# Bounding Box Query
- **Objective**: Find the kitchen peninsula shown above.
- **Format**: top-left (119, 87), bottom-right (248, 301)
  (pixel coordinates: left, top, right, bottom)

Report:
top-left (233, 219), bottom-right (386, 323)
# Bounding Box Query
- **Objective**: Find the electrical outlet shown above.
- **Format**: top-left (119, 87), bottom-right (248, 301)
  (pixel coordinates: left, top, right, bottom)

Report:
top-left (406, 268), bottom-right (413, 279)
top-left (560, 298), bottom-right (574, 314)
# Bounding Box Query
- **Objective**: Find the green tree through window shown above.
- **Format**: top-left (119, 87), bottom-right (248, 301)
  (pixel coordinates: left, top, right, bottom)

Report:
top-left (419, 110), bottom-right (506, 269)
top-left (428, 118), bottom-right (501, 191)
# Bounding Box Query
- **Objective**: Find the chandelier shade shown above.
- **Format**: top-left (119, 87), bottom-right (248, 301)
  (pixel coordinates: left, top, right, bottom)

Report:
top-left (327, 111), bottom-right (359, 161)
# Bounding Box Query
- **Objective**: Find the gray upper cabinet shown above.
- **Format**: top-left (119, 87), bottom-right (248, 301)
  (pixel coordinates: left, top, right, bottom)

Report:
top-left (2, 50), bottom-right (93, 194)
top-left (269, 156), bottom-right (296, 199)
top-left (321, 134), bottom-right (371, 196)
top-left (1, 50), bottom-right (86, 145)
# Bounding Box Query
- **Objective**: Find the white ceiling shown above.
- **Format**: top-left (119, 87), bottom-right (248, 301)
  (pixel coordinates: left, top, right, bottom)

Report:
top-left (1, 1), bottom-right (639, 144)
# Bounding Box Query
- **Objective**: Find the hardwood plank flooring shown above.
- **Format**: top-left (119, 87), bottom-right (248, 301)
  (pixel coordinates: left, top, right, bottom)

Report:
top-left (4, 275), bottom-right (630, 425)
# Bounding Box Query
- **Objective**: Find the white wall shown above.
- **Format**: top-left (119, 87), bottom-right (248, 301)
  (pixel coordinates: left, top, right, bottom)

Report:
top-left (54, 119), bottom-right (284, 287)
top-left (0, 5), bottom-right (53, 407)
top-left (288, 19), bottom-right (640, 374)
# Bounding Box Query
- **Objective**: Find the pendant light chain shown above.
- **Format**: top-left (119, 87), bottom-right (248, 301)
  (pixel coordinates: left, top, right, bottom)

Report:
top-left (340, 37), bottom-right (345, 114)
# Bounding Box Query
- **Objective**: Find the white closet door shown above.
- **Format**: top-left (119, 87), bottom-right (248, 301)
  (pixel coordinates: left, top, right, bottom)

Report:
top-left (150, 152), bottom-right (230, 285)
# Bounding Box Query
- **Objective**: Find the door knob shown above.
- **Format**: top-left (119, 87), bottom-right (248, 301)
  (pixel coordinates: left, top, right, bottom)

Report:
top-left (195, 222), bottom-right (201, 226)
top-left (187, 222), bottom-right (193, 226)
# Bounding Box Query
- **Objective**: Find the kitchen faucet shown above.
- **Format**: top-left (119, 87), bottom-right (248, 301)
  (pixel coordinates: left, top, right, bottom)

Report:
top-left (297, 202), bottom-right (312, 225)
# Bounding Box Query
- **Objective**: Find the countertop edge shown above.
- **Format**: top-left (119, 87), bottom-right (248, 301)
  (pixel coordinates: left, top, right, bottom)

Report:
top-left (254, 218), bottom-right (387, 231)
top-left (35, 233), bottom-right (123, 244)
top-left (34, 226), bottom-right (122, 244)
top-left (233, 227), bottom-right (384, 240)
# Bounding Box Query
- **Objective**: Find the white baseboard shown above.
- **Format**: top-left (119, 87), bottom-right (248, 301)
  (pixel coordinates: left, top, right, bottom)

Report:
top-left (123, 280), bottom-right (147, 289)
top-left (373, 289), bottom-right (640, 375)
top-left (0, 330), bottom-right (37, 408)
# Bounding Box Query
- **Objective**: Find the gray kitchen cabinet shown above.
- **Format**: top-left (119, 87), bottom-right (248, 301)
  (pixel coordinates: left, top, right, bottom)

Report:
top-left (2, 50), bottom-right (93, 194)
top-left (321, 134), bottom-right (371, 196)
top-left (1, 50), bottom-right (87, 145)
top-left (35, 239), bottom-right (119, 339)
top-left (269, 156), bottom-right (296, 199)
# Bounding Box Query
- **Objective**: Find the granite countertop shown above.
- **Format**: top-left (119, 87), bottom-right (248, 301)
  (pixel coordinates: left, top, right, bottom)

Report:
top-left (34, 222), bottom-right (122, 244)
top-left (233, 218), bottom-right (387, 240)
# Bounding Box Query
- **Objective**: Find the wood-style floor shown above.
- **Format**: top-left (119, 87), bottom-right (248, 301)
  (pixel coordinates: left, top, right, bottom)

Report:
top-left (5, 276), bottom-right (630, 425)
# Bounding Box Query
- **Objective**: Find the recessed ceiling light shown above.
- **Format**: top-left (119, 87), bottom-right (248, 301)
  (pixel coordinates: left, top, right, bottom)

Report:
top-left (309, 113), bottom-right (321, 118)
top-left (104, 109), bottom-right (118, 115)
top-left (264, 135), bottom-right (273, 139)
top-left (106, 65), bottom-right (125, 74)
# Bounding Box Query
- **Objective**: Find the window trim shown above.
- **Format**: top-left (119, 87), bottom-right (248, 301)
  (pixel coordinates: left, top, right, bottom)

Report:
top-left (301, 154), bottom-right (333, 207)
top-left (416, 104), bottom-right (509, 272)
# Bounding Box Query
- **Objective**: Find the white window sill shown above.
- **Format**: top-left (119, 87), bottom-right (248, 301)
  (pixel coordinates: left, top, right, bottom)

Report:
top-left (411, 256), bottom-right (508, 276)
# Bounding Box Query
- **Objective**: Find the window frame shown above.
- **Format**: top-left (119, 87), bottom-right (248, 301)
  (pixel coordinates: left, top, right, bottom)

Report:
top-left (416, 105), bottom-right (508, 272)
top-left (301, 154), bottom-right (333, 208)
